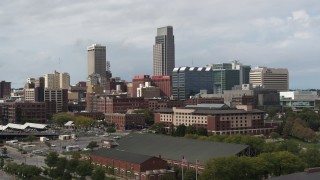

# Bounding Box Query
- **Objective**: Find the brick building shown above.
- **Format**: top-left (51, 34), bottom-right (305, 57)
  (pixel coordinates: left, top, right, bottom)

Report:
top-left (91, 149), bottom-right (173, 180)
top-left (146, 99), bottom-right (184, 110)
top-left (155, 105), bottom-right (273, 135)
top-left (96, 97), bottom-right (145, 114)
top-left (105, 113), bottom-right (145, 130)
top-left (151, 76), bottom-right (172, 98)
top-left (184, 97), bottom-right (224, 105)
top-left (2, 102), bottom-right (46, 124)
top-left (132, 75), bottom-right (151, 97)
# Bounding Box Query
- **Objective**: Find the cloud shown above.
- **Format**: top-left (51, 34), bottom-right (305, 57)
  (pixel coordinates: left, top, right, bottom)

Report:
top-left (0, 0), bottom-right (319, 89)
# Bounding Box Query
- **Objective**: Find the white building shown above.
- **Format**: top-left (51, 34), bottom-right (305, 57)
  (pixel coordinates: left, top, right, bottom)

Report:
top-left (45, 70), bottom-right (70, 89)
top-left (250, 67), bottom-right (289, 91)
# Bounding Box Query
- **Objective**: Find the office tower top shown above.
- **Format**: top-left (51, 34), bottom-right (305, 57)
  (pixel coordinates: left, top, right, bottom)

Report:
top-left (153, 26), bottom-right (175, 76)
top-left (250, 67), bottom-right (289, 91)
top-left (87, 44), bottom-right (107, 78)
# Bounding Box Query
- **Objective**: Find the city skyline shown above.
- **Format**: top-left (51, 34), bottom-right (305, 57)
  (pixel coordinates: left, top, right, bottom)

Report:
top-left (0, 1), bottom-right (319, 89)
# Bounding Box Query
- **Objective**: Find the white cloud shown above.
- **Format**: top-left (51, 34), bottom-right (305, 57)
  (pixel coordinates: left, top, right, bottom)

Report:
top-left (0, 0), bottom-right (319, 88)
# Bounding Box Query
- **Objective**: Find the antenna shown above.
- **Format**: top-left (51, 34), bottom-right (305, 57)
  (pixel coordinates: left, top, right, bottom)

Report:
top-left (192, 58), bottom-right (194, 67)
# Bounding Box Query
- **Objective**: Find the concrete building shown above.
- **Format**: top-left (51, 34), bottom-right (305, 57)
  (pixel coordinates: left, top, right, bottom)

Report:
top-left (250, 67), bottom-right (289, 91)
top-left (87, 44), bottom-right (108, 91)
top-left (132, 75), bottom-right (151, 98)
top-left (280, 91), bottom-right (319, 110)
top-left (137, 82), bottom-right (161, 98)
top-left (172, 67), bottom-right (213, 100)
top-left (153, 26), bottom-right (175, 76)
top-left (0, 81), bottom-right (11, 99)
top-left (44, 70), bottom-right (70, 89)
top-left (155, 104), bottom-right (273, 135)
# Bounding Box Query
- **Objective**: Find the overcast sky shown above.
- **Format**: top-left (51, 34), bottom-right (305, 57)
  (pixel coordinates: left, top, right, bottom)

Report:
top-left (0, 0), bottom-right (319, 89)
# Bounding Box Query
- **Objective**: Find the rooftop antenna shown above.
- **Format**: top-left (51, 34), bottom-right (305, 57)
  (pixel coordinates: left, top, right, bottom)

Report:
top-left (192, 58), bottom-right (194, 67)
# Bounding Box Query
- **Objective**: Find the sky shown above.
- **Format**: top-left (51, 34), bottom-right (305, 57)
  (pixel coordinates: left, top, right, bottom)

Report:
top-left (0, 0), bottom-right (319, 89)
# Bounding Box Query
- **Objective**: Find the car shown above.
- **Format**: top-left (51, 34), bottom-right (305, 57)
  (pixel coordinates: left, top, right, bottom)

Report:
top-left (113, 136), bottom-right (120, 139)
top-left (82, 148), bottom-right (90, 151)
top-left (51, 144), bottom-right (56, 147)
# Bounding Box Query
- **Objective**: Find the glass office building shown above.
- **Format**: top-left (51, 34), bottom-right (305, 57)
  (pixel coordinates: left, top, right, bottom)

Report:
top-left (172, 67), bottom-right (213, 100)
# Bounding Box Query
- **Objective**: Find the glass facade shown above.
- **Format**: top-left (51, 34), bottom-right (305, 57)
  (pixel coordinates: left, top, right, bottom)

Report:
top-left (172, 67), bottom-right (213, 100)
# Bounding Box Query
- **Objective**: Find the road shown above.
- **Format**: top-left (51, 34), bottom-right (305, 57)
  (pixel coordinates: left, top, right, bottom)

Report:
top-left (5, 145), bottom-right (46, 167)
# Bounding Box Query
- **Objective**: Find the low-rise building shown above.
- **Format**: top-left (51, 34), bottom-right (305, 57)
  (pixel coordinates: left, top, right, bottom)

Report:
top-left (91, 148), bottom-right (173, 180)
top-left (105, 113), bottom-right (145, 131)
top-left (155, 104), bottom-right (273, 135)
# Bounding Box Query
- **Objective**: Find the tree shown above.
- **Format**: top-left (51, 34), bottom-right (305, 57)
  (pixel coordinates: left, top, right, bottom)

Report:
top-left (106, 127), bottom-right (116, 133)
top-left (91, 166), bottom-right (106, 180)
top-left (71, 151), bottom-right (81, 160)
top-left (175, 124), bottom-right (186, 137)
top-left (300, 148), bottom-right (320, 168)
top-left (259, 151), bottom-right (306, 176)
top-left (0, 158), bottom-right (4, 169)
top-left (197, 127), bottom-right (208, 136)
top-left (133, 109), bottom-right (154, 126)
top-left (24, 135), bottom-right (37, 143)
top-left (151, 122), bottom-right (166, 134)
top-left (66, 159), bottom-right (79, 177)
top-left (270, 132), bottom-right (280, 139)
top-left (76, 161), bottom-right (93, 178)
top-left (186, 125), bottom-right (197, 134)
top-left (74, 116), bottom-right (94, 130)
top-left (45, 152), bottom-right (59, 168)
top-left (52, 112), bottom-right (75, 127)
top-left (87, 141), bottom-right (99, 149)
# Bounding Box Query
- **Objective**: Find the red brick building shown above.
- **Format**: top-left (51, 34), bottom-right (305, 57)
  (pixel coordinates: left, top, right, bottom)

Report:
top-left (184, 97), bottom-right (224, 105)
top-left (151, 76), bottom-right (171, 98)
top-left (91, 149), bottom-right (174, 180)
top-left (2, 102), bottom-right (46, 124)
top-left (132, 75), bottom-right (151, 97)
top-left (146, 99), bottom-right (184, 110)
top-left (96, 96), bottom-right (145, 113)
top-left (105, 113), bottom-right (145, 130)
top-left (154, 105), bottom-right (274, 135)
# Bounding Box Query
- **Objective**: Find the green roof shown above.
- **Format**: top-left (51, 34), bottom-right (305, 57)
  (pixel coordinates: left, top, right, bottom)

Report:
top-left (92, 148), bottom-right (154, 164)
top-left (115, 133), bottom-right (248, 166)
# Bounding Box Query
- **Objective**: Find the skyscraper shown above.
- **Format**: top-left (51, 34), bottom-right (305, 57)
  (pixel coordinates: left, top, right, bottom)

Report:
top-left (153, 26), bottom-right (175, 76)
top-left (44, 70), bottom-right (70, 89)
top-left (87, 44), bottom-right (106, 78)
top-left (87, 44), bottom-right (109, 92)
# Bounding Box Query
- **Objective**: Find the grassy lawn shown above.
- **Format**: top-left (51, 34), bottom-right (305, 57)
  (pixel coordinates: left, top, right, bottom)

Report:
top-left (289, 138), bottom-right (320, 149)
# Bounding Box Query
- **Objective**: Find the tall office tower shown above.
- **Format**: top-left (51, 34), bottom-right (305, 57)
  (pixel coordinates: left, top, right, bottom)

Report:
top-left (208, 61), bottom-right (251, 94)
top-left (0, 81), bottom-right (11, 99)
top-left (250, 67), bottom-right (289, 91)
top-left (87, 44), bottom-right (107, 91)
top-left (44, 88), bottom-right (68, 114)
top-left (153, 26), bottom-right (175, 76)
top-left (44, 70), bottom-right (70, 89)
top-left (172, 67), bottom-right (214, 100)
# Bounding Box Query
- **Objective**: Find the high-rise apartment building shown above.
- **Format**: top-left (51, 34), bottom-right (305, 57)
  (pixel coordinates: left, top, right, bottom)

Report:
top-left (44, 70), bottom-right (70, 89)
top-left (250, 67), bottom-right (289, 91)
top-left (153, 26), bottom-right (175, 76)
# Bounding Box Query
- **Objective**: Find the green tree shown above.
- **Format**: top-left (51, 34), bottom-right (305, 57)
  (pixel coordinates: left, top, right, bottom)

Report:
top-left (52, 112), bottom-right (75, 127)
top-left (151, 122), bottom-right (166, 134)
top-left (24, 135), bottom-right (37, 143)
top-left (175, 124), bottom-right (186, 137)
top-left (197, 127), bottom-right (208, 136)
top-left (74, 116), bottom-right (95, 130)
top-left (270, 132), bottom-right (280, 139)
top-left (300, 148), bottom-right (320, 168)
top-left (186, 125), bottom-right (197, 134)
top-left (106, 127), bottom-right (116, 133)
top-left (259, 151), bottom-right (306, 176)
top-left (87, 141), bottom-right (99, 149)
top-left (133, 109), bottom-right (154, 126)
top-left (71, 151), bottom-right (81, 160)
top-left (91, 166), bottom-right (106, 180)
top-left (0, 158), bottom-right (4, 169)
top-left (66, 159), bottom-right (79, 177)
top-left (45, 151), bottom-right (59, 168)
top-left (276, 140), bottom-right (301, 154)
top-left (76, 161), bottom-right (93, 178)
